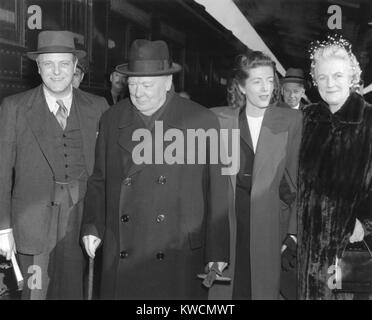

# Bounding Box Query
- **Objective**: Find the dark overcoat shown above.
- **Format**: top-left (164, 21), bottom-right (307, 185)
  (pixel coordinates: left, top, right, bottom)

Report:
top-left (209, 105), bottom-right (302, 300)
top-left (298, 92), bottom-right (372, 300)
top-left (0, 85), bottom-right (108, 254)
top-left (82, 91), bottom-right (230, 299)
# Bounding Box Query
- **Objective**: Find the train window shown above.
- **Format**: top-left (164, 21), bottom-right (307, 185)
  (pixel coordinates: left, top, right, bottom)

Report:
top-left (0, 0), bottom-right (22, 45)
top-left (107, 11), bottom-right (128, 71)
top-left (90, 0), bottom-right (108, 87)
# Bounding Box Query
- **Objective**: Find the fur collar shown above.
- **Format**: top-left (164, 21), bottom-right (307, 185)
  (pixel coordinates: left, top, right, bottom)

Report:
top-left (304, 92), bottom-right (365, 125)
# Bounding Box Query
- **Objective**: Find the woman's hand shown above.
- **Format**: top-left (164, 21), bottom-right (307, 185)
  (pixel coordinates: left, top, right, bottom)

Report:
top-left (349, 218), bottom-right (365, 243)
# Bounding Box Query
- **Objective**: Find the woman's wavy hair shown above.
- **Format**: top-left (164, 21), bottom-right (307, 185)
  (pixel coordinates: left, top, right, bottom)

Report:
top-left (227, 51), bottom-right (280, 109)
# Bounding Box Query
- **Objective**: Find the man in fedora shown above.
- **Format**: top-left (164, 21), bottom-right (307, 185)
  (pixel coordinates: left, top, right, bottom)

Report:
top-left (280, 67), bottom-right (310, 110)
top-left (72, 57), bottom-right (89, 89)
top-left (102, 66), bottom-right (129, 106)
top-left (81, 39), bottom-right (229, 299)
top-left (0, 30), bottom-right (109, 299)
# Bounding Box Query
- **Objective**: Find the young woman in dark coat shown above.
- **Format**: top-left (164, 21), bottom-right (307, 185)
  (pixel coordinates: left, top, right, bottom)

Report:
top-left (209, 51), bottom-right (302, 299)
top-left (298, 35), bottom-right (372, 300)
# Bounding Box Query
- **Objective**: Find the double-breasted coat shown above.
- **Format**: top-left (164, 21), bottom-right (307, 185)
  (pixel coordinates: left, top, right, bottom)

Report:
top-left (82, 91), bottom-right (230, 299)
top-left (209, 105), bottom-right (302, 300)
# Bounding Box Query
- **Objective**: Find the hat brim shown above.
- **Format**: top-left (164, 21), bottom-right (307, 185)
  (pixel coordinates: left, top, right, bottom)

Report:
top-left (115, 62), bottom-right (182, 76)
top-left (281, 78), bottom-right (310, 89)
top-left (27, 48), bottom-right (86, 60)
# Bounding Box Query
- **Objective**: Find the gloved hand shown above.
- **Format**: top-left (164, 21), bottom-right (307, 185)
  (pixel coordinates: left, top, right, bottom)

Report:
top-left (202, 262), bottom-right (229, 288)
top-left (82, 235), bottom-right (101, 259)
top-left (281, 235), bottom-right (296, 272)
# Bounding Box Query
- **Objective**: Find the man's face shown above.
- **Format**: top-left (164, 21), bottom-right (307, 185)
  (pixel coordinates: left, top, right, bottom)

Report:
top-left (128, 75), bottom-right (172, 116)
top-left (282, 82), bottom-right (305, 108)
top-left (37, 53), bottom-right (76, 96)
top-left (110, 71), bottom-right (126, 90)
top-left (72, 67), bottom-right (84, 88)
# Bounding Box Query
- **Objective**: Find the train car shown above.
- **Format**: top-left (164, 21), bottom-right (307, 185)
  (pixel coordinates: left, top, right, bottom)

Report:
top-left (0, 0), bottom-right (247, 107)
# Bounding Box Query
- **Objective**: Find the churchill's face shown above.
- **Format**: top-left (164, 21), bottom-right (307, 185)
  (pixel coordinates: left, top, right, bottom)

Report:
top-left (128, 75), bottom-right (172, 116)
top-left (37, 52), bottom-right (76, 97)
top-left (314, 56), bottom-right (352, 111)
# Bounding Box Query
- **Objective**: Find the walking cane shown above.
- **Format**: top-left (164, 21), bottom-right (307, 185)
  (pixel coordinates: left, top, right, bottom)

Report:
top-left (87, 257), bottom-right (94, 300)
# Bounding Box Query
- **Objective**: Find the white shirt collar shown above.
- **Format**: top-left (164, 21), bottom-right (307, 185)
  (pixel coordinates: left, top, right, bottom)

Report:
top-left (292, 103), bottom-right (300, 110)
top-left (43, 85), bottom-right (73, 116)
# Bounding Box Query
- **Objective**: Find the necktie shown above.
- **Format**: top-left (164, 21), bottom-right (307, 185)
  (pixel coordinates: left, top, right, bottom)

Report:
top-left (55, 99), bottom-right (68, 130)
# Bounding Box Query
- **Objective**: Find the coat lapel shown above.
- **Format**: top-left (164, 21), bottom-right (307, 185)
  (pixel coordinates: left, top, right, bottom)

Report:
top-left (118, 91), bottom-right (187, 178)
top-left (117, 104), bottom-right (148, 178)
top-left (25, 85), bottom-right (59, 176)
top-left (214, 108), bottom-right (240, 193)
top-left (239, 110), bottom-right (254, 152)
top-left (252, 106), bottom-right (288, 192)
top-left (74, 89), bottom-right (101, 175)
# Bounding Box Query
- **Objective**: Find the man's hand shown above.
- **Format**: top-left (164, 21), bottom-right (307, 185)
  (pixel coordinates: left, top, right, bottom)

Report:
top-left (0, 230), bottom-right (16, 261)
top-left (82, 235), bottom-right (101, 259)
top-left (350, 218), bottom-right (364, 243)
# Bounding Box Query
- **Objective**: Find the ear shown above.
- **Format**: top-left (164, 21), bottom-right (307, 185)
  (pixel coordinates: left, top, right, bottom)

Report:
top-left (74, 59), bottom-right (78, 73)
top-left (238, 83), bottom-right (246, 95)
top-left (165, 75), bottom-right (173, 91)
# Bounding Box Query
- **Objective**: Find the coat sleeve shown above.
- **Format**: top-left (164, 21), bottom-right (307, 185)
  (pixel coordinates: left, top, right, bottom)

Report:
top-left (204, 113), bottom-right (230, 264)
top-left (81, 113), bottom-right (108, 240)
top-left (286, 112), bottom-right (303, 236)
top-left (0, 98), bottom-right (17, 230)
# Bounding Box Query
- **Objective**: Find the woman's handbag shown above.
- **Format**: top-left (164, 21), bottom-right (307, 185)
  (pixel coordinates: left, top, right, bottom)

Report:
top-left (334, 238), bottom-right (372, 293)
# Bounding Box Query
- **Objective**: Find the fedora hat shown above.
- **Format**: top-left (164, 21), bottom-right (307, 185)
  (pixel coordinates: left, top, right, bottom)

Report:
top-left (281, 68), bottom-right (310, 89)
top-left (116, 39), bottom-right (181, 76)
top-left (27, 30), bottom-right (86, 60)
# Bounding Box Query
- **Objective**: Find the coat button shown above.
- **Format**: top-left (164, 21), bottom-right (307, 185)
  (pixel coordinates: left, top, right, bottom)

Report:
top-left (156, 214), bottom-right (165, 223)
top-left (156, 252), bottom-right (165, 260)
top-left (121, 215), bottom-right (129, 223)
top-left (123, 177), bottom-right (132, 186)
top-left (157, 175), bottom-right (166, 184)
top-left (120, 250), bottom-right (129, 259)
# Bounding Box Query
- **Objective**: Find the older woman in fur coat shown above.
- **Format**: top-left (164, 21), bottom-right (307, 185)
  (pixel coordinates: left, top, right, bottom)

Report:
top-left (298, 35), bottom-right (372, 300)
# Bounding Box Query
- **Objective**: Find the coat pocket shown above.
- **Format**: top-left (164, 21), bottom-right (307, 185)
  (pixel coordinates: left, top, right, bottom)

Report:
top-left (188, 231), bottom-right (203, 250)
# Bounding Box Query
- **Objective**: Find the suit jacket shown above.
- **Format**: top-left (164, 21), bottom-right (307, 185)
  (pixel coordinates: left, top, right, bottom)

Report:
top-left (0, 85), bottom-right (108, 254)
top-left (209, 105), bottom-right (302, 300)
top-left (102, 88), bottom-right (128, 106)
top-left (82, 91), bottom-right (230, 299)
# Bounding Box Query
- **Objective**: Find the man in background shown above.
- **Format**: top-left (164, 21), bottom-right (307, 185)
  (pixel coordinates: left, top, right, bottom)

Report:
top-left (72, 58), bottom-right (89, 89)
top-left (102, 67), bottom-right (128, 105)
top-left (280, 67), bottom-right (310, 110)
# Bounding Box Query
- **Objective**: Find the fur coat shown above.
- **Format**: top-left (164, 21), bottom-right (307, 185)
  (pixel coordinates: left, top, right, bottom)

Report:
top-left (298, 92), bottom-right (372, 300)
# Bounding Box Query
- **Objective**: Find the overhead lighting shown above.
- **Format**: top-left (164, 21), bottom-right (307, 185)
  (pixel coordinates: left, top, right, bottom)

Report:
top-left (327, 0), bottom-right (360, 9)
